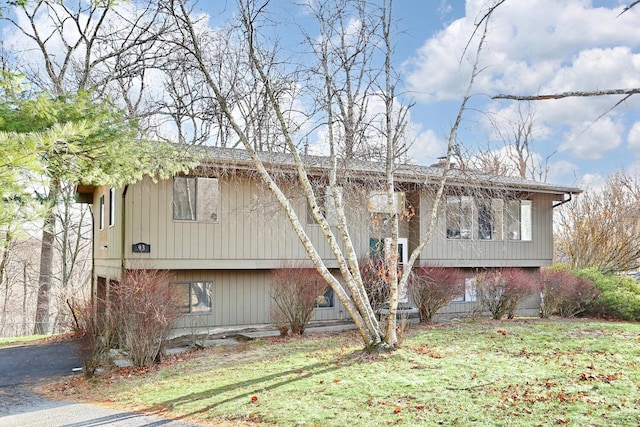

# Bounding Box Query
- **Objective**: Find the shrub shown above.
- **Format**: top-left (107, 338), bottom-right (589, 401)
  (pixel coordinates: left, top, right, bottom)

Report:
top-left (476, 269), bottom-right (538, 320)
top-left (69, 299), bottom-right (112, 378)
top-left (578, 269), bottom-right (640, 321)
top-left (359, 258), bottom-right (392, 313)
top-left (270, 267), bottom-right (325, 335)
top-left (408, 267), bottom-right (464, 322)
top-left (110, 269), bottom-right (180, 368)
top-left (540, 268), bottom-right (599, 318)
top-left (502, 268), bottom-right (540, 319)
top-left (69, 269), bottom-right (180, 372)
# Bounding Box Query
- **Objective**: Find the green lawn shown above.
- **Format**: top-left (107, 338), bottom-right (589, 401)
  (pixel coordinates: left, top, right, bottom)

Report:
top-left (0, 334), bottom-right (48, 347)
top-left (60, 319), bottom-right (640, 426)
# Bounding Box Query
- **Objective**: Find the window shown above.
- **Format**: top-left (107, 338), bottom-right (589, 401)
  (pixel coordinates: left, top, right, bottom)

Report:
top-left (99, 194), bottom-right (105, 230)
top-left (446, 196), bottom-right (473, 239)
top-left (174, 281), bottom-right (213, 314)
top-left (477, 199), bottom-right (504, 240)
top-left (452, 277), bottom-right (477, 302)
top-left (505, 200), bottom-right (532, 241)
top-left (173, 176), bottom-right (219, 222)
top-left (108, 188), bottom-right (115, 227)
top-left (446, 196), bottom-right (532, 241)
top-left (316, 286), bottom-right (334, 308)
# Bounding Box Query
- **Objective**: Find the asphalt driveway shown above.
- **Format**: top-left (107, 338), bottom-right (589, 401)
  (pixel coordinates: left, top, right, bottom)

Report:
top-left (0, 339), bottom-right (202, 426)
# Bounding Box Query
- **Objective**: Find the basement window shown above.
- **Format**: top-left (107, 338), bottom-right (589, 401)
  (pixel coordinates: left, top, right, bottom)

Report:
top-left (174, 281), bottom-right (213, 314)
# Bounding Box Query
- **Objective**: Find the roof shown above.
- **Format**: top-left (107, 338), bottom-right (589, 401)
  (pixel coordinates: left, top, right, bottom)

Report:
top-left (197, 146), bottom-right (582, 196)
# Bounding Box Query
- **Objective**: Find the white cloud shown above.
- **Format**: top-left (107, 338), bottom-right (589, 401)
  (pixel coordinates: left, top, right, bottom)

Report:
top-left (408, 128), bottom-right (446, 166)
top-left (579, 172), bottom-right (607, 191)
top-left (559, 117), bottom-right (623, 159)
top-left (546, 159), bottom-right (580, 187)
top-left (405, 1), bottom-right (640, 102)
top-left (627, 121), bottom-right (640, 152)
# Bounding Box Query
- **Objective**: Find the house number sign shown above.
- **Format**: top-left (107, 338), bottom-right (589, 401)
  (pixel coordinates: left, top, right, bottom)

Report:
top-left (132, 242), bottom-right (151, 253)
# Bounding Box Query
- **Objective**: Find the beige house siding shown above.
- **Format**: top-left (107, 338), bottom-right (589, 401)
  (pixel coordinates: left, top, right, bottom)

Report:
top-left (417, 193), bottom-right (556, 268)
top-left (115, 175), bottom-right (371, 269)
top-left (86, 162), bottom-right (574, 329)
top-left (170, 269), bottom-right (347, 331)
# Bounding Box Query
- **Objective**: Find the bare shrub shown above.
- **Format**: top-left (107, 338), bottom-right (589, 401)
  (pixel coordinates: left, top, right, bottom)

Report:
top-left (359, 258), bottom-right (392, 313)
top-left (68, 299), bottom-right (111, 378)
top-left (110, 269), bottom-right (180, 367)
top-left (502, 268), bottom-right (540, 319)
top-left (408, 267), bottom-right (465, 322)
top-left (270, 267), bottom-right (324, 335)
top-left (476, 269), bottom-right (538, 320)
top-left (540, 268), bottom-right (599, 318)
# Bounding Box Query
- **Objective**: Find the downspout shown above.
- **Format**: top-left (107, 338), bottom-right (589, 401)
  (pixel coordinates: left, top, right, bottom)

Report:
top-left (553, 192), bottom-right (573, 208)
top-left (89, 208), bottom-right (95, 313)
top-left (121, 185), bottom-right (129, 276)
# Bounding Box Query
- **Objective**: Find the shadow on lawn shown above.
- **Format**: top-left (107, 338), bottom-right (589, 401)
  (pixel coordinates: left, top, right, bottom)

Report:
top-left (153, 355), bottom-right (356, 421)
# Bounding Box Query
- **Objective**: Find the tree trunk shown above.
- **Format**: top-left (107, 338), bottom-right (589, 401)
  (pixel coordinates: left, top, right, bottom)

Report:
top-left (34, 181), bottom-right (59, 335)
top-left (0, 233), bottom-right (11, 336)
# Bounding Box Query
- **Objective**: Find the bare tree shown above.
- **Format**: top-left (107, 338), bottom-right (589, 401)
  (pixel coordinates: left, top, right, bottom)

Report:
top-left (555, 170), bottom-right (640, 272)
top-left (161, 0), bottom-right (503, 350)
top-left (1, 0), bottom-right (183, 334)
top-left (457, 102), bottom-right (552, 182)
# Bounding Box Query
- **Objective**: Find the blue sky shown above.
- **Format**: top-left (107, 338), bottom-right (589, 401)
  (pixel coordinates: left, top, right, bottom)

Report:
top-left (196, 0), bottom-right (640, 189)
top-left (4, 0), bottom-right (638, 190)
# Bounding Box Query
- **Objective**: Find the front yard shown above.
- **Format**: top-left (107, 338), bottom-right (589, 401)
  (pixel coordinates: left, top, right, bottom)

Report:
top-left (44, 319), bottom-right (640, 426)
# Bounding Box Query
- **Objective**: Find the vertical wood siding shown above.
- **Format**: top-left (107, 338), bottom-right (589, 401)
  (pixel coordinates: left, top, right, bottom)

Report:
top-left (123, 176), bottom-right (371, 266)
top-left (417, 193), bottom-right (555, 267)
top-left (170, 269), bottom-right (347, 329)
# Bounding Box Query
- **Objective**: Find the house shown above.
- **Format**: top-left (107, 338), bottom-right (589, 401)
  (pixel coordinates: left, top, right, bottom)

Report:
top-left (75, 147), bottom-right (581, 331)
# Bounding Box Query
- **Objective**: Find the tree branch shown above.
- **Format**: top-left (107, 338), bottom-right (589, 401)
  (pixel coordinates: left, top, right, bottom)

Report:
top-left (493, 88), bottom-right (640, 101)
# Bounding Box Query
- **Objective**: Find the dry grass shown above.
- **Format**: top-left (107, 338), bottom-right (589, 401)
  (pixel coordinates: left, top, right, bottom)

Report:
top-left (42, 319), bottom-right (640, 426)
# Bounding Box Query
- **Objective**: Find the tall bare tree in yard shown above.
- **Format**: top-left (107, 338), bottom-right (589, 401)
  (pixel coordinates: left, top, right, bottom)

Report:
top-left (162, 0), bottom-right (503, 350)
top-left (555, 170), bottom-right (640, 272)
top-left (1, 1), bottom-right (190, 334)
top-left (463, 103), bottom-right (551, 181)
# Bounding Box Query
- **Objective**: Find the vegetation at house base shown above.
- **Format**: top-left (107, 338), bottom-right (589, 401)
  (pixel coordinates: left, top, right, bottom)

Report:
top-left (408, 267), bottom-right (465, 322)
top-left (270, 266), bottom-right (326, 335)
top-left (44, 320), bottom-right (640, 427)
top-left (577, 268), bottom-right (640, 321)
top-left (71, 269), bottom-right (180, 377)
top-left (540, 266), bottom-right (600, 319)
top-left (475, 268), bottom-right (539, 320)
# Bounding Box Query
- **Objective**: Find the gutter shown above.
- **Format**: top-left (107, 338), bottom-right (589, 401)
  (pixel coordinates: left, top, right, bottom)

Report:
top-left (553, 192), bottom-right (573, 208)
